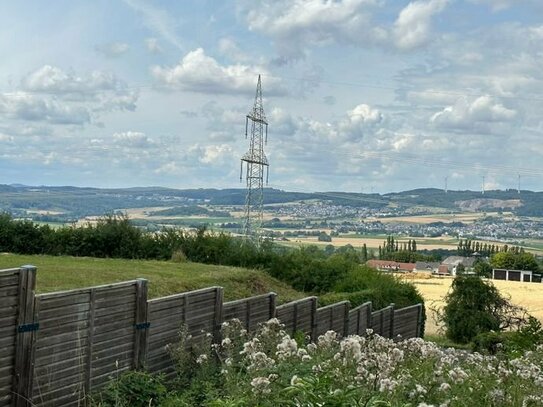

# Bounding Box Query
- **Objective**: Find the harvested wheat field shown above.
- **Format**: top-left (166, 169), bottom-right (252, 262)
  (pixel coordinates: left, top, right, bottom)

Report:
top-left (403, 276), bottom-right (543, 336)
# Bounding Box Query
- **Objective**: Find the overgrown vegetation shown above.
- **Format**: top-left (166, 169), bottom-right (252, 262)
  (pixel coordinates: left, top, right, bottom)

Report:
top-left (93, 319), bottom-right (543, 407)
top-left (0, 213), bottom-right (424, 313)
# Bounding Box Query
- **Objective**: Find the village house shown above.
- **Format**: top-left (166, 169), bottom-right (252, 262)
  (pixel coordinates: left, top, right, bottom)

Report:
top-left (414, 261), bottom-right (440, 274)
top-left (367, 259), bottom-right (416, 273)
top-left (440, 256), bottom-right (476, 275)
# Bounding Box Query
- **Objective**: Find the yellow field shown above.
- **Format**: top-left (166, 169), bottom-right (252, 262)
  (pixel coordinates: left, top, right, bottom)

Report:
top-left (404, 276), bottom-right (543, 335)
top-left (371, 212), bottom-right (493, 224)
top-left (287, 235), bottom-right (543, 255)
top-left (289, 236), bottom-right (459, 250)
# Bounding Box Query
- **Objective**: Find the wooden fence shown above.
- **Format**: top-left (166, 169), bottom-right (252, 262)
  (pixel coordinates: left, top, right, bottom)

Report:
top-left (0, 266), bottom-right (424, 407)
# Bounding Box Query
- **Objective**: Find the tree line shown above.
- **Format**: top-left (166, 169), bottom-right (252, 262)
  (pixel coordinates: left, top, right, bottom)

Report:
top-left (0, 213), bottom-right (424, 313)
top-left (457, 238), bottom-right (525, 257)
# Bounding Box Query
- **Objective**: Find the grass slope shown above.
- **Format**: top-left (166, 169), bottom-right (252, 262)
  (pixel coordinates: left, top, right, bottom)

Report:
top-left (0, 254), bottom-right (304, 303)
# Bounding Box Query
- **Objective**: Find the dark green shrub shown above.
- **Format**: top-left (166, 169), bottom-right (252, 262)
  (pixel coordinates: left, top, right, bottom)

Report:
top-left (95, 371), bottom-right (167, 407)
top-left (441, 276), bottom-right (527, 344)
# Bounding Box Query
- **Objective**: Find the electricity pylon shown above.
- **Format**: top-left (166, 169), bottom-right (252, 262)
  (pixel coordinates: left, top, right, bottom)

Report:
top-left (240, 75), bottom-right (269, 242)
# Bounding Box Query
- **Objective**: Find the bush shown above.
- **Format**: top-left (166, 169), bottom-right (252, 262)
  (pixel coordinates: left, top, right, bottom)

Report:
top-left (94, 371), bottom-right (167, 407)
top-left (171, 249), bottom-right (188, 263)
top-left (473, 316), bottom-right (543, 356)
top-left (440, 276), bottom-right (527, 344)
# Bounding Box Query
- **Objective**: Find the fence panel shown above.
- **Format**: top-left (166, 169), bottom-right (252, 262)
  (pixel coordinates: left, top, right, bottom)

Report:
top-left (222, 293), bottom-right (276, 331)
top-left (0, 262), bottom-right (426, 407)
top-left (146, 287), bottom-right (222, 378)
top-left (32, 281), bottom-right (139, 407)
top-left (371, 305), bottom-right (394, 338)
top-left (347, 302), bottom-right (372, 336)
top-left (276, 297), bottom-right (317, 340)
top-left (0, 268), bottom-right (24, 407)
top-left (393, 304), bottom-right (422, 339)
top-left (314, 301), bottom-right (349, 338)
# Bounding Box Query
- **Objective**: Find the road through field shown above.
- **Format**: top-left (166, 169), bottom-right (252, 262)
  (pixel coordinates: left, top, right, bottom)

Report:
top-left (405, 276), bottom-right (543, 335)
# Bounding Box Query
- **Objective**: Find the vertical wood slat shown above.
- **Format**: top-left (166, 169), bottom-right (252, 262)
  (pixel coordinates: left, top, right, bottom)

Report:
top-left (343, 302), bottom-right (350, 337)
top-left (389, 303), bottom-right (395, 339)
top-left (245, 299), bottom-right (251, 331)
top-left (213, 287), bottom-right (224, 342)
top-left (134, 279), bottom-right (149, 369)
top-left (85, 289), bottom-right (96, 395)
top-left (13, 265), bottom-right (37, 407)
top-left (416, 304), bottom-right (423, 338)
top-left (367, 302), bottom-right (372, 335)
top-left (310, 297), bottom-right (317, 342)
top-left (269, 293), bottom-right (277, 319)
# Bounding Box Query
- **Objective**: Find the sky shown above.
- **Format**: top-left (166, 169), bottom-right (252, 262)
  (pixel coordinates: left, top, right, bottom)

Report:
top-left (1, 0), bottom-right (543, 193)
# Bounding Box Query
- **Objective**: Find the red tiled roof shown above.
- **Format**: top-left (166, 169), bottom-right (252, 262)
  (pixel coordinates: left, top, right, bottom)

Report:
top-left (367, 260), bottom-right (416, 271)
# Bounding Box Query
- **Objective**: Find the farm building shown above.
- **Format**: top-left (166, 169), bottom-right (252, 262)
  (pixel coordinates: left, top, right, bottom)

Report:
top-left (441, 256), bottom-right (476, 275)
top-left (492, 268), bottom-right (542, 283)
top-left (367, 260), bottom-right (416, 272)
top-left (414, 262), bottom-right (440, 273)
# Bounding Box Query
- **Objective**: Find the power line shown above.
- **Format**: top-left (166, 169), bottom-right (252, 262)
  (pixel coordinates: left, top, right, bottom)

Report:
top-left (2, 71), bottom-right (543, 104)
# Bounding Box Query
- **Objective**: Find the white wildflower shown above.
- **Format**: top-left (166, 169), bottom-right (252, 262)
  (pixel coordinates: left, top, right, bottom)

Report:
top-left (251, 377), bottom-right (271, 395)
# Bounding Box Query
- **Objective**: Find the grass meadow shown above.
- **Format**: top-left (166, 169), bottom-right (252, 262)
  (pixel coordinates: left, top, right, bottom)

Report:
top-left (0, 253), bottom-right (304, 302)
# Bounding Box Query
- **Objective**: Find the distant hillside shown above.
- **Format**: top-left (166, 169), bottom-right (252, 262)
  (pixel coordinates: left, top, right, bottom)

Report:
top-left (387, 188), bottom-right (543, 216)
top-left (0, 184), bottom-right (542, 218)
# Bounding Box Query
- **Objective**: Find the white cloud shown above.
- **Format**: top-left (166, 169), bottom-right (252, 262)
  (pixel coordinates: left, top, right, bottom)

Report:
top-left (241, 0), bottom-right (448, 59)
top-left (112, 131), bottom-right (154, 147)
top-left (393, 0), bottom-right (449, 50)
top-left (0, 133), bottom-right (14, 142)
top-left (152, 48), bottom-right (284, 95)
top-left (243, 0), bottom-right (380, 59)
top-left (431, 96), bottom-right (517, 129)
top-left (95, 42), bottom-right (130, 58)
top-left (467, 0), bottom-right (516, 11)
top-left (122, 0), bottom-right (183, 49)
top-left (0, 92), bottom-right (91, 125)
top-left (189, 143), bottom-right (234, 165)
top-left (218, 38), bottom-right (248, 62)
top-left (23, 65), bottom-right (120, 95)
top-left (145, 38), bottom-right (162, 54)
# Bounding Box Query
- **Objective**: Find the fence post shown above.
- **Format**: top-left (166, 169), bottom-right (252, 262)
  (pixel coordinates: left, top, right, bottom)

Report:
top-left (343, 302), bottom-right (350, 338)
top-left (134, 279), bottom-right (149, 370)
top-left (269, 292), bottom-right (277, 319)
top-left (366, 302), bottom-right (372, 336)
top-left (85, 288), bottom-right (97, 395)
top-left (13, 265), bottom-right (38, 407)
top-left (416, 304), bottom-right (423, 338)
top-left (213, 287), bottom-right (224, 342)
top-left (245, 298), bottom-right (251, 331)
top-left (389, 303), bottom-right (395, 339)
top-left (310, 297), bottom-right (318, 342)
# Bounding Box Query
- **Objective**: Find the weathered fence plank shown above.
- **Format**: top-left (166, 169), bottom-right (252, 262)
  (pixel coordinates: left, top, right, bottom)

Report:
top-left (393, 304), bottom-right (423, 339)
top-left (276, 297), bottom-right (317, 340)
top-left (314, 301), bottom-right (350, 338)
top-left (146, 287), bottom-right (221, 378)
top-left (32, 280), bottom-right (139, 406)
top-left (348, 302), bottom-right (372, 336)
top-left (0, 268), bottom-right (22, 407)
top-left (222, 293), bottom-right (277, 332)
top-left (13, 266), bottom-right (37, 407)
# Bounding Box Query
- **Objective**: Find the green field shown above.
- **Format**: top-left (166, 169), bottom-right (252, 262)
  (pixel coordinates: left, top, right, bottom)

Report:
top-left (0, 254), bottom-right (304, 303)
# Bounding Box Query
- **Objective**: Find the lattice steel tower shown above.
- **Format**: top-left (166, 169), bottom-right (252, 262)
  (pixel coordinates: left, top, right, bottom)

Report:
top-left (240, 75), bottom-right (269, 241)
